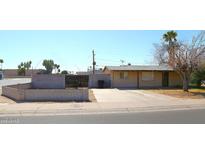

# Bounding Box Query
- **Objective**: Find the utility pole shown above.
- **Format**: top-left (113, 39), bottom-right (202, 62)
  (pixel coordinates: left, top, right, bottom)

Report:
top-left (92, 50), bottom-right (96, 74)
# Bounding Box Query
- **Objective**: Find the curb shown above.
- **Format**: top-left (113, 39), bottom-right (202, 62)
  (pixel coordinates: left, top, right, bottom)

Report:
top-left (1, 104), bottom-right (205, 117)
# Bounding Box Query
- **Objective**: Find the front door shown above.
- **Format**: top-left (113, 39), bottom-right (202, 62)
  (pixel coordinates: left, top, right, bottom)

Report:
top-left (162, 72), bottom-right (169, 87)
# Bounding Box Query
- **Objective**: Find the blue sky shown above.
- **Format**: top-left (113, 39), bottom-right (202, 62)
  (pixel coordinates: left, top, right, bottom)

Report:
top-left (0, 30), bottom-right (200, 72)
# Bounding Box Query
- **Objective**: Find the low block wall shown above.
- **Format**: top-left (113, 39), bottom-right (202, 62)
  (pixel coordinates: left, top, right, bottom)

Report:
top-left (10, 83), bottom-right (31, 89)
top-left (2, 86), bottom-right (24, 101)
top-left (24, 88), bottom-right (88, 101)
top-left (32, 74), bottom-right (65, 89)
top-left (2, 84), bottom-right (89, 102)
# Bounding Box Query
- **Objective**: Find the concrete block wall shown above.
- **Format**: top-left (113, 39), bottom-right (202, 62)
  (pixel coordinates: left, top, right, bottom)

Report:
top-left (2, 84), bottom-right (89, 102)
top-left (10, 83), bottom-right (31, 89)
top-left (89, 74), bottom-right (111, 88)
top-left (2, 86), bottom-right (24, 101)
top-left (24, 88), bottom-right (88, 101)
top-left (32, 74), bottom-right (65, 89)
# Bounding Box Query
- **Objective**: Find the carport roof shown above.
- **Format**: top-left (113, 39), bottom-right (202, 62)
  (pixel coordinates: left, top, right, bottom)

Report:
top-left (104, 65), bottom-right (174, 71)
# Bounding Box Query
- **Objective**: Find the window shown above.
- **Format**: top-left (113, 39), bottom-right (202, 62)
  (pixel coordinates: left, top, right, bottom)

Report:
top-left (142, 72), bottom-right (154, 81)
top-left (120, 72), bottom-right (128, 79)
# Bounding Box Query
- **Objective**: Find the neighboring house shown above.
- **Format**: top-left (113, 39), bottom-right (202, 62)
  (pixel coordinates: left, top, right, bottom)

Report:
top-left (76, 70), bottom-right (110, 88)
top-left (103, 65), bottom-right (182, 88)
top-left (76, 71), bottom-right (90, 75)
top-left (76, 69), bottom-right (104, 75)
top-left (3, 69), bottom-right (41, 78)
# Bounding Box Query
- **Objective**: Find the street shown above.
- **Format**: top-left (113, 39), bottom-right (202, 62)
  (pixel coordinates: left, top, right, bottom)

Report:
top-left (1, 108), bottom-right (205, 124)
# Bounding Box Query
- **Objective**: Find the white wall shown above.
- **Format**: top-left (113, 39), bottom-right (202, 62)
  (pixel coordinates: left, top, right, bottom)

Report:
top-left (89, 74), bottom-right (111, 88)
top-left (2, 84), bottom-right (89, 102)
top-left (32, 74), bottom-right (65, 89)
top-left (24, 88), bottom-right (89, 101)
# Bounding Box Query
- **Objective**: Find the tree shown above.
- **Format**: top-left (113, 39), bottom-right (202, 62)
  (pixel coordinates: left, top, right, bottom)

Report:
top-left (191, 62), bottom-right (205, 87)
top-left (42, 59), bottom-right (60, 74)
top-left (42, 60), bottom-right (54, 74)
top-left (24, 61), bottom-right (32, 70)
top-left (154, 31), bottom-right (205, 91)
top-left (61, 70), bottom-right (68, 75)
top-left (163, 30), bottom-right (177, 43)
top-left (17, 61), bottom-right (32, 76)
top-left (54, 64), bottom-right (60, 73)
top-left (0, 59), bottom-right (4, 70)
top-left (17, 66), bottom-right (26, 76)
top-left (163, 30), bottom-right (178, 66)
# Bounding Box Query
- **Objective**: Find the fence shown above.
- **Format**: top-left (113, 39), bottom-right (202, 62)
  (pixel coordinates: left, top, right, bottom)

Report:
top-left (89, 74), bottom-right (111, 88)
top-left (65, 75), bottom-right (89, 88)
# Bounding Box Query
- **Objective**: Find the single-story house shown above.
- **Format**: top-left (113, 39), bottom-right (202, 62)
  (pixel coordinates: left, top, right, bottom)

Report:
top-left (103, 65), bottom-right (182, 88)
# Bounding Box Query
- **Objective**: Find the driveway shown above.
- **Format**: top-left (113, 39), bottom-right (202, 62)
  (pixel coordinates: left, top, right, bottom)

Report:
top-left (92, 89), bottom-right (177, 103)
top-left (92, 89), bottom-right (205, 108)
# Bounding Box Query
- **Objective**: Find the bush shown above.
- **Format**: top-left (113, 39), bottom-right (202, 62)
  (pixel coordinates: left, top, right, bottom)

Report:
top-left (61, 70), bottom-right (68, 75)
top-left (17, 67), bottom-right (26, 76)
top-left (191, 66), bottom-right (205, 87)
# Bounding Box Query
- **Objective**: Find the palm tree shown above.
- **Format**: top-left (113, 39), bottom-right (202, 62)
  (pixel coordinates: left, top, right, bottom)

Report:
top-left (24, 61), bottom-right (32, 70)
top-left (163, 31), bottom-right (178, 66)
top-left (0, 59), bottom-right (4, 70)
top-left (163, 30), bottom-right (177, 44)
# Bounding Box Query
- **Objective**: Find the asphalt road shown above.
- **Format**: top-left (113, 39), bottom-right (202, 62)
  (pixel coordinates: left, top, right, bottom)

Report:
top-left (1, 108), bottom-right (205, 124)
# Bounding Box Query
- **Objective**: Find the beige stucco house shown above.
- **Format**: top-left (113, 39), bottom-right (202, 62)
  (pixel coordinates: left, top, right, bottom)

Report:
top-left (103, 65), bottom-right (182, 88)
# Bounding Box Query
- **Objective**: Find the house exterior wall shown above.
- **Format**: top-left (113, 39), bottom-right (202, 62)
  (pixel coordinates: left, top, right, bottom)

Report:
top-left (89, 74), bottom-right (111, 88)
top-left (169, 71), bottom-right (182, 87)
top-left (111, 71), bottom-right (138, 88)
top-left (139, 71), bottom-right (162, 88)
top-left (106, 70), bottom-right (182, 88)
top-left (103, 69), bottom-right (111, 74)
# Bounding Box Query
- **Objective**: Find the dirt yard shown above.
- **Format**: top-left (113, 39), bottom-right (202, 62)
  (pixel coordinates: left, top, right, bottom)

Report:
top-left (0, 89), bottom-right (16, 104)
top-left (144, 88), bottom-right (205, 99)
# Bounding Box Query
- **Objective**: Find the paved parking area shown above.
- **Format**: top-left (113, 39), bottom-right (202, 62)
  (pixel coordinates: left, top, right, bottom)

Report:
top-left (0, 78), bottom-right (31, 89)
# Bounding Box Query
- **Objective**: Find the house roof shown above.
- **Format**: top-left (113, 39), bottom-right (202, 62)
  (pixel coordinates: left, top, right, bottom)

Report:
top-left (104, 65), bottom-right (174, 71)
top-left (76, 70), bottom-right (104, 75)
